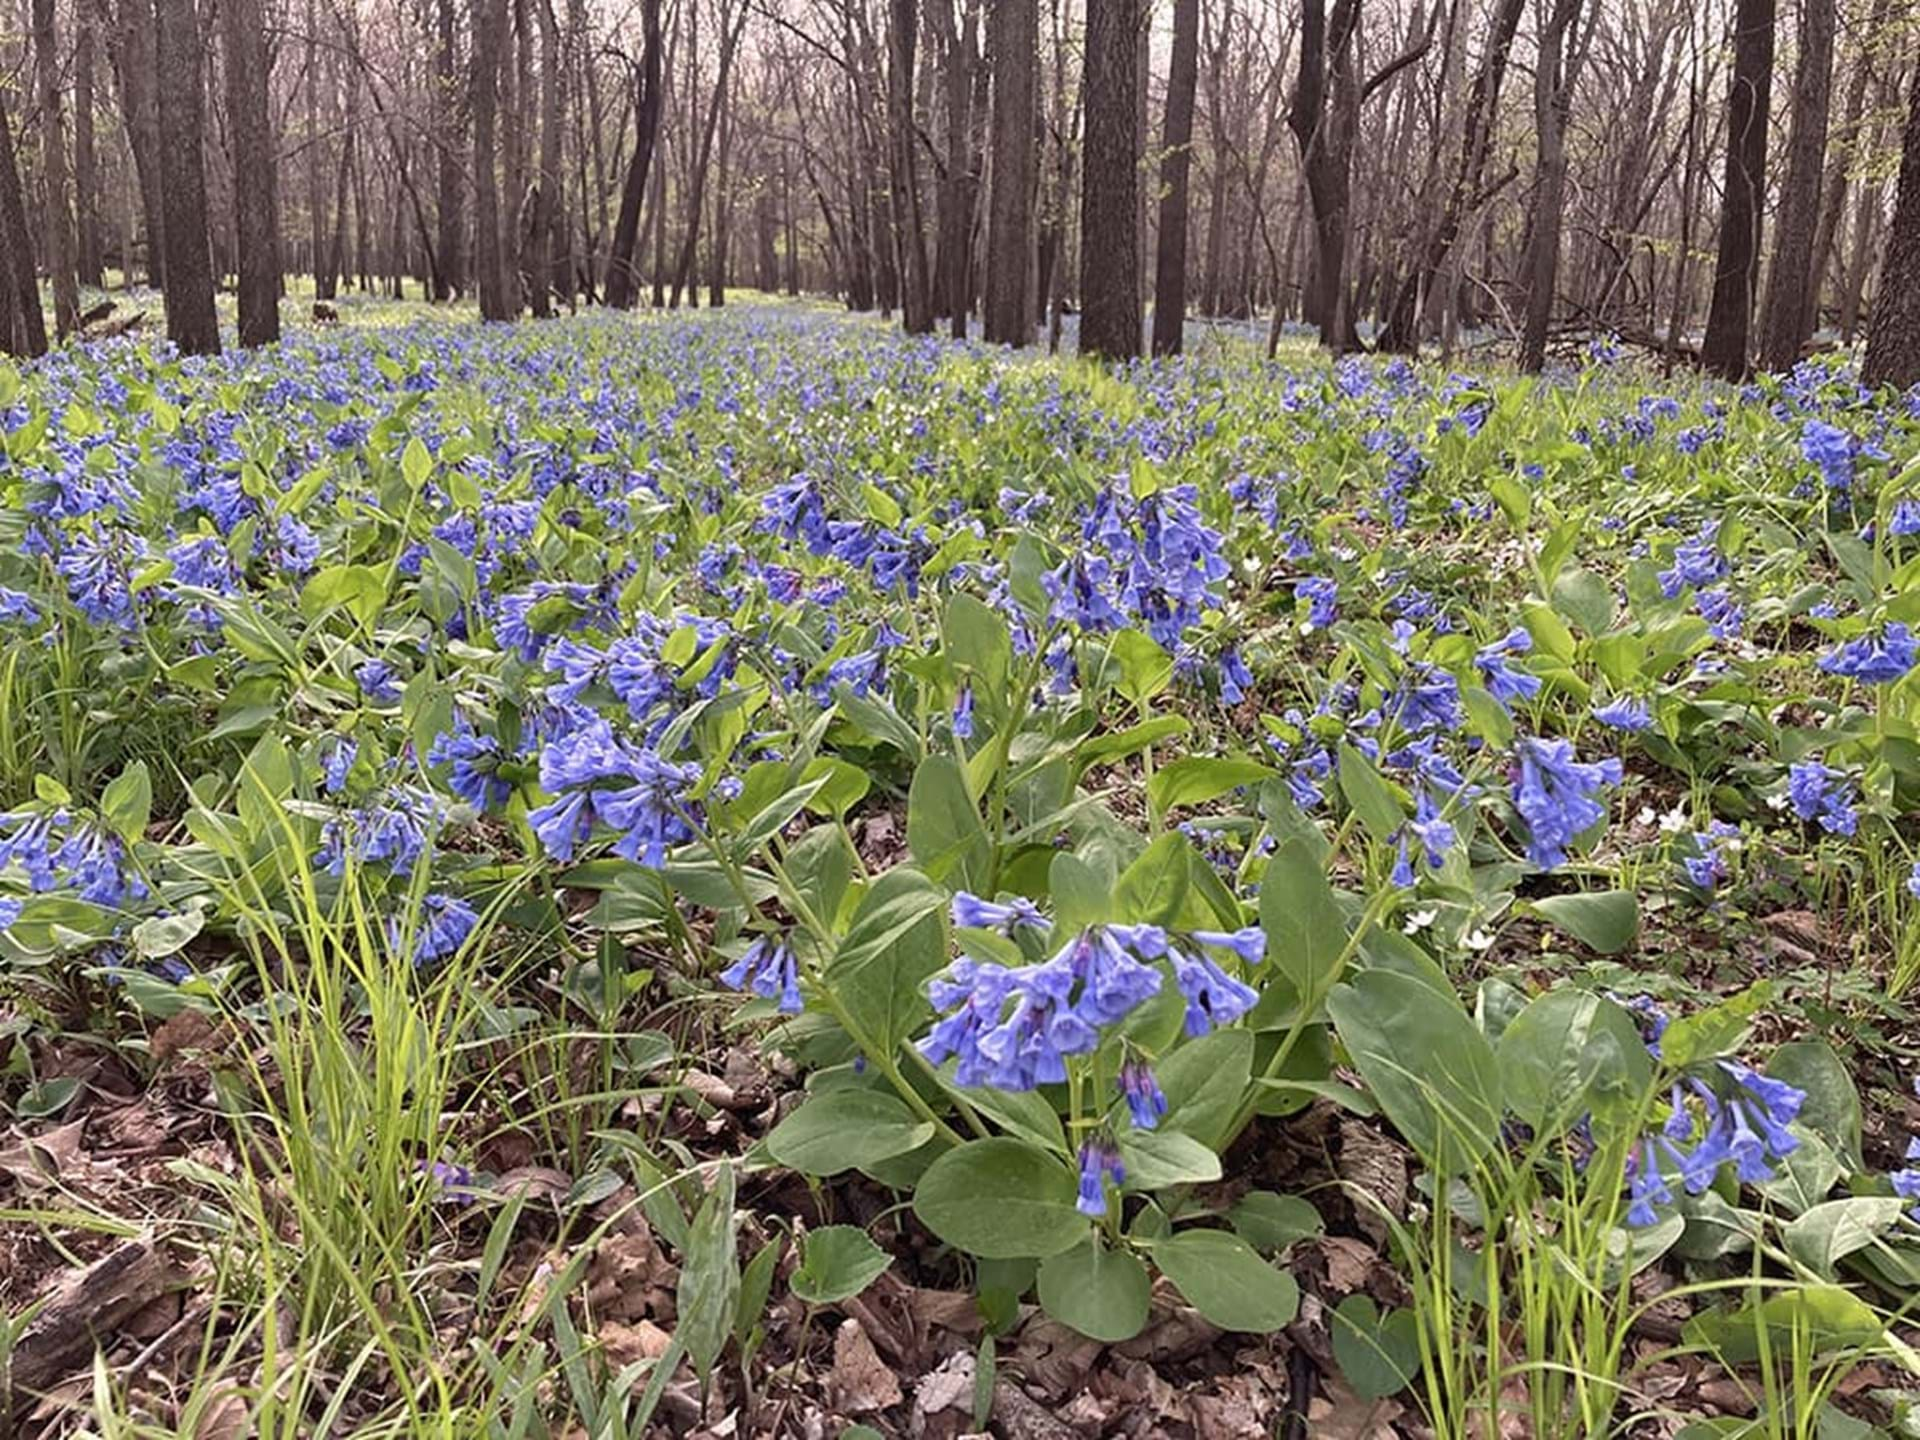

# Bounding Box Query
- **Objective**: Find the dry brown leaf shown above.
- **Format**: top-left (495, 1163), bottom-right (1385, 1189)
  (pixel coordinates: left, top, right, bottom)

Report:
top-left (1008, 1316), bottom-right (1100, 1402)
top-left (1307, 1375), bottom-right (1406, 1440)
top-left (1339, 1119), bottom-right (1408, 1247)
top-left (1113, 1304), bottom-right (1220, 1363)
top-left (829, 1317), bottom-right (902, 1414)
top-left (586, 1219), bottom-right (676, 1322)
top-left (598, 1318), bottom-right (674, 1368)
top-left (1317, 1234), bottom-right (1380, 1294)
top-left (193, 1383), bottom-right (251, 1440)
top-left (0, 1120), bottom-right (89, 1187)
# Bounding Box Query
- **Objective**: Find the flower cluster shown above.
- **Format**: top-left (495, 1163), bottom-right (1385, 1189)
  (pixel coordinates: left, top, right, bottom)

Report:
top-left (1626, 1062), bottom-right (1806, 1227)
top-left (527, 718), bottom-right (702, 867)
top-left (0, 810), bottom-right (147, 907)
top-left (1511, 737), bottom-right (1622, 870)
top-left (718, 935), bottom-right (803, 1013)
top-left (1786, 759), bottom-right (1859, 836)
top-left (1818, 623), bottom-right (1918, 684)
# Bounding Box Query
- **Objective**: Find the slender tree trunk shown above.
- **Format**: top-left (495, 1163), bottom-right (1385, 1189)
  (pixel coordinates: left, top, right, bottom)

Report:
top-left (222, 0), bottom-right (279, 344)
top-left (34, 0), bottom-right (81, 336)
top-left (670, 1), bottom-right (745, 307)
top-left (1521, 0), bottom-right (1583, 372)
top-left (308, 0), bottom-right (328, 295)
top-left (528, 0), bottom-right (563, 316)
top-left (984, 0), bottom-right (1037, 344)
top-left (602, 0), bottom-right (663, 308)
top-left (0, 87), bottom-right (49, 357)
top-left (1079, 0), bottom-right (1142, 358)
top-left (1811, 0), bottom-right (1886, 322)
top-left (1290, 0), bottom-right (1362, 350)
top-left (889, 0), bottom-right (933, 330)
top-left (1759, 0), bottom-right (1836, 369)
top-left (154, 0), bottom-right (220, 352)
top-left (1700, 0), bottom-right (1775, 379)
top-left (74, 20), bottom-right (102, 286)
top-left (1864, 66), bottom-right (1920, 386)
top-left (1150, 0), bottom-right (1200, 355)
top-left (435, 0), bottom-right (465, 298)
top-left (473, 0), bottom-right (514, 319)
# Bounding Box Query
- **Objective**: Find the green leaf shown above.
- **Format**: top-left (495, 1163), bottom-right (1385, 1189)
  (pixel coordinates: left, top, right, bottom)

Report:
top-left (1551, 567), bottom-right (1615, 635)
top-left (1074, 716), bottom-right (1191, 773)
top-left (1156, 1027), bottom-right (1253, 1150)
top-left (99, 761), bottom-right (153, 843)
top-left (945, 593), bottom-right (1012, 698)
top-left (1117, 1129), bottom-right (1222, 1189)
top-left (131, 909), bottom-right (205, 960)
top-left (913, 1139), bottom-right (1089, 1260)
top-left (1327, 970), bottom-right (1503, 1173)
top-left (1108, 629), bottom-right (1175, 705)
top-left (1036, 1237), bottom-right (1150, 1342)
top-left (1497, 988), bottom-right (1651, 1134)
top-left (1048, 850), bottom-right (1112, 935)
top-left (299, 564), bottom-right (388, 632)
top-left (801, 757), bottom-right (871, 820)
top-left (1258, 836), bottom-right (1348, 998)
top-left (1148, 757), bottom-right (1275, 815)
top-left (1683, 1285), bottom-right (1883, 1365)
top-left (1336, 745), bottom-right (1403, 840)
top-left (1331, 1295), bottom-right (1423, 1400)
top-left (1781, 1198), bottom-right (1911, 1278)
top-left (1660, 982), bottom-right (1773, 1069)
top-left (1152, 1230), bottom-right (1299, 1331)
top-left (34, 774), bottom-right (71, 806)
top-left (401, 435), bottom-right (434, 490)
top-left (736, 1237), bottom-right (783, 1345)
top-left (677, 1160), bottom-right (740, 1383)
top-left (765, 1090), bottom-right (936, 1177)
top-left (906, 755), bottom-right (991, 892)
top-left (1768, 1041), bottom-right (1863, 1169)
top-left (1228, 1192), bottom-right (1322, 1254)
top-left (791, 1226), bottom-right (893, 1305)
top-left (1111, 831), bottom-right (1194, 927)
top-left (1520, 599), bottom-right (1577, 664)
top-left (824, 867), bottom-right (950, 1055)
top-left (1527, 891), bottom-right (1638, 954)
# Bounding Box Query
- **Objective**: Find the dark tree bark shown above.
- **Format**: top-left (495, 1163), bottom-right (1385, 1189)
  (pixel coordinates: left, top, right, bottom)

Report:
top-left (435, 0), bottom-right (465, 298)
top-left (889, 0), bottom-right (933, 331)
top-left (601, 0), bottom-right (663, 308)
top-left (223, 0), bottom-right (280, 345)
top-left (74, 20), bottom-right (103, 286)
top-left (1700, 0), bottom-right (1775, 380)
top-left (1150, 0), bottom-right (1201, 355)
top-left (1758, 0), bottom-right (1836, 370)
top-left (1521, 0), bottom-right (1585, 372)
top-left (528, 0), bottom-right (564, 316)
top-left (1864, 65), bottom-right (1920, 388)
top-left (34, 0), bottom-right (81, 336)
top-left (95, 0), bottom-right (165, 286)
top-left (670, 0), bottom-right (746, 307)
top-left (0, 87), bottom-right (49, 357)
top-left (154, 0), bottom-right (221, 353)
top-left (1811, 0), bottom-right (1887, 315)
top-left (934, 0), bottom-right (980, 339)
top-left (473, 0), bottom-right (515, 319)
top-left (1291, 0), bottom-right (1351, 348)
top-left (1079, 0), bottom-right (1142, 359)
top-left (307, 0), bottom-right (329, 293)
top-left (1378, 0), bottom-right (1525, 353)
top-left (984, 0), bottom-right (1036, 344)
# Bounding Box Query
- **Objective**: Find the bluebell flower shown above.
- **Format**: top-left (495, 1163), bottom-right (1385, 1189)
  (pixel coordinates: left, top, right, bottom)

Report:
top-left (1818, 623), bottom-right (1918, 683)
top-left (1391, 791), bottom-right (1455, 887)
top-left (0, 897), bottom-right (18, 930)
top-left (1909, 859), bottom-right (1920, 900)
top-left (1626, 1139), bottom-right (1675, 1227)
top-left (1397, 662), bottom-right (1464, 734)
top-left (1592, 696), bottom-right (1652, 732)
top-left (1891, 1079), bottom-right (1920, 1221)
top-left (56, 527), bottom-right (142, 627)
top-left (0, 811), bottom-right (65, 891)
top-left (1656, 521), bottom-right (1727, 599)
top-left (1168, 941), bottom-right (1260, 1037)
top-left (719, 936), bottom-right (803, 1014)
top-left (429, 725), bottom-right (512, 813)
top-left (356, 658), bottom-right (404, 704)
top-left (951, 892), bottom-right (1051, 934)
top-left (952, 684), bottom-right (975, 740)
top-left (1787, 759), bottom-right (1859, 836)
top-left (528, 720), bottom-right (701, 868)
top-left (1511, 737), bottom-right (1622, 870)
top-left (52, 820), bottom-right (147, 906)
top-left (1681, 821), bottom-right (1738, 891)
top-left (395, 892), bottom-right (479, 965)
top-left (321, 737), bottom-right (358, 795)
top-left (317, 786), bottom-right (442, 876)
top-left (1295, 576), bottom-right (1338, 630)
top-left (1476, 628), bottom-right (1541, 709)
top-left (1076, 1138), bottom-right (1125, 1216)
top-left (1118, 1059), bottom-right (1167, 1131)
top-left (0, 587), bottom-right (42, 625)
top-left (1218, 648), bottom-right (1254, 705)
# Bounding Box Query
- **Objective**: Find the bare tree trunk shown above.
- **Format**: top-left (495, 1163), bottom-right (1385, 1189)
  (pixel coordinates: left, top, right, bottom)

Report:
top-left (222, 0), bottom-right (279, 344)
top-left (75, 19), bottom-right (103, 286)
top-left (888, 0), bottom-right (933, 330)
top-left (529, 0), bottom-right (564, 316)
top-left (601, 0), bottom-right (662, 308)
top-left (984, 0), bottom-right (1037, 344)
top-left (1290, 0), bottom-right (1362, 350)
top-left (0, 86), bottom-right (49, 357)
top-left (1810, 0), bottom-right (1886, 322)
top-left (154, 0), bottom-right (220, 352)
top-left (473, 0), bottom-right (514, 319)
top-left (1079, 0), bottom-right (1142, 359)
top-left (34, 0), bottom-right (81, 336)
top-left (1700, 0), bottom-right (1775, 379)
top-left (671, 0), bottom-right (746, 308)
top-left (435, 0), bottom-right (465, 298)
top-left (1151, 0), bottom-right (1200, 355)
top-left (1758, 0), bottom-right (1836, 369)
top-left (1864, 65), bottom-right (1920, 386)
top-left (1521, 0), bottom-right (1584, 372)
